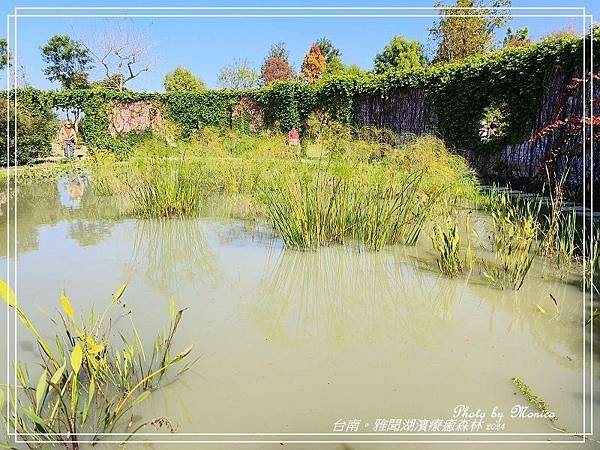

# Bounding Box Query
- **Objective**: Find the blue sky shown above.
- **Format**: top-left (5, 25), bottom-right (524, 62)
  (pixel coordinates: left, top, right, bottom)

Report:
top-left (2, 0), bottom-right (598, 91)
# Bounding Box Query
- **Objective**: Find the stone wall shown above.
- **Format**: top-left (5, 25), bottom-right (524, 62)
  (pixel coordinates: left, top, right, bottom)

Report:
top-left (350, 70), bottom-right (598, 204)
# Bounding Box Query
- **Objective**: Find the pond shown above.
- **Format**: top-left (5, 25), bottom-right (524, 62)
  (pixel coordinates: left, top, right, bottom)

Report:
top-left (0, 174), bottom-right (595, 449)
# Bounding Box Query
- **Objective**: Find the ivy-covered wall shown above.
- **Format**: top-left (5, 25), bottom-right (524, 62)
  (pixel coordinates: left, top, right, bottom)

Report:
top-left (12, 31), bottom-right (599, 192)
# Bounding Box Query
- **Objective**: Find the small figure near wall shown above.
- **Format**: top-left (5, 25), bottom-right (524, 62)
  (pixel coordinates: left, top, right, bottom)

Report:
top-left (59, 121), bottom-right (77, 158)
top-left (288, 128), bottom-right (300, 146)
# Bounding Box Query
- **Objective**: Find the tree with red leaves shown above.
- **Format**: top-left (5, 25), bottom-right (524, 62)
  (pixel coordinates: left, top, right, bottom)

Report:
top-left (261, 42), bottom-right (294, 86)
top-left (529, 72), bottom-right (600, 190)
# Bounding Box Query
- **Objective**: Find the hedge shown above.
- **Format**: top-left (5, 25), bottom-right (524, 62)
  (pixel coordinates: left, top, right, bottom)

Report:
top-left (10, 30), bottom-right (598, 156)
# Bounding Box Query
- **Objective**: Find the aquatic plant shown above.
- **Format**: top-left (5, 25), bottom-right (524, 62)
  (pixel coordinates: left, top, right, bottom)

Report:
top-left (126, 156), bottom-right (204, 218)
top-left (482, 193), bottom-right (541, 290)
top-left (511, 377), bottom-right (557, 423)
top-left (584, 226), bottom-right (600, 294)
top-left (0, 281), bottom-right (194, 448)
top-left (259, 171), bottom-right (351, 249)
top-left (89, 150), bottom-right (126, 196)
top-left (540, 174), bottom-right (580, 275)
top-left (431, 218), bottom-right (462, 277)
top-left (553, 209), bottom-right (578, 273)
top-left (260, 169), bottom-right (431, 251)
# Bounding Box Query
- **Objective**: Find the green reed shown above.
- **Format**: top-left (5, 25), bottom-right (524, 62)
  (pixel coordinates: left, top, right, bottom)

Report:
top-left (431, 218), bottom-right (463, 277)
top-left (482, 193), bottom-right (541, 290)
top-left (0, 281), bottom-right (194, 449)
top-left (126, 156), bottom-right (204, 218)
top-left (260, 169), bottom-right (433, 251)
top-left (584, 226), bottom-right (600, 294)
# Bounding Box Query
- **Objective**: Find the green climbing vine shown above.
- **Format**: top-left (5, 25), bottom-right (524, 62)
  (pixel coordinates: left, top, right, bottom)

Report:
top-left (8, 31), bottom-right (596, 157)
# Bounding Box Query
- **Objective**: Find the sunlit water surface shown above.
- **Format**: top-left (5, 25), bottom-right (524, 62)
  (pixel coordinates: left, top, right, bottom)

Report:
top-left (0, 176), bottom-right (597, 449)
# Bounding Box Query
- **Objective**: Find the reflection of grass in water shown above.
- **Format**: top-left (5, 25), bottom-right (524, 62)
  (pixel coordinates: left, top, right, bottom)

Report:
top-left (0, 281), bottom-right (193, 448)
top-left (253, 245), bottom-right (456, 344)
top-left (67, 220), bottom-right (113, 247)
top-left (129, 219), bottom-right (224, 295)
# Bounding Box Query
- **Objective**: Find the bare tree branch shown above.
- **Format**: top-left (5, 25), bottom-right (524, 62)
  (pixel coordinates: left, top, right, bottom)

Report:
top-left (79, 21), bottom-right (156, 90)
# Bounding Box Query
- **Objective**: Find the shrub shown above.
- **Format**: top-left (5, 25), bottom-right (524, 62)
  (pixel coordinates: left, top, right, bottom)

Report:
top-left (0, 96), bottom-right (56, 165)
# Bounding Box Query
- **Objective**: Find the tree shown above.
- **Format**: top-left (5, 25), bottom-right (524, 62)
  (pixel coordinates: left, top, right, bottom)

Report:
top-left (40, 34), bottom-right (93, 89)
top-left (503, 27), bottom-right (531, 47)
top-left (301, 43), bottom-right (326, 82)
top-left (316, 38), bottom-right (341, 64)
top-left (430, 0), bottom-right (511, 63)
top-left (261, 42), bottom-right (294, 85)
top-left (0, 38), bottom-right (7, 70)
top-left (218, 59), bottom-right (260, 89)
top-left (541, 24), bottom-right (579, 41)
top-left (164, 67), bottom-right (206, 92)
top-left (82, 23), bottom-right (154, 91)
top-left (324, 55), bottom-right (346, 75)
top-left (346, 64), bottom-right (366, 77)
top-left (90, 74), bottom-right (126, 90)
top-left (373, 35), bottom-right (426, 74)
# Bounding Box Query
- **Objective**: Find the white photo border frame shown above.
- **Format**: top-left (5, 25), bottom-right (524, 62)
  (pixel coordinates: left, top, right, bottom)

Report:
top-left (4, 4), bottom-right (595, 445)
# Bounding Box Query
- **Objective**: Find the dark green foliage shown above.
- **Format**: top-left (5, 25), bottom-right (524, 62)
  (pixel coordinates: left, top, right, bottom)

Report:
top-left (426, 33), bottom-right (588, 152)
top-left (90, 74), bottom-right (126, 90)
top-left (40, 34), bottom-right (93, 89)
top-left (373, 35), bottom-right (427, 74)
top-left (164, 91), bottom-right (238, 135)
top-left (503, 27), bottom-right (530, 47)
top-left (0, 90), bottom-right (57, 165)
top-left (0, 38), bottom-right (8, 70)
top-left (316, 37), bottom-right (341, 64)
top-left (10, 32), bottom-right (596, 157)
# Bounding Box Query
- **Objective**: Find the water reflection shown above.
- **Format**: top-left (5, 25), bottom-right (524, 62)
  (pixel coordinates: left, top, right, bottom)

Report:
top-left (127, 219), bottom-right (225, 297)
top-left (67, 220), bottom-right (113, 247)
top-left (0, 172), bottom-right (125, 257)
top-left (249, 242), bottom-right (586, 367)
top-left (57, 171), bottom-right (90, 209)
top-left (251, 245), bottom-right (465, 346)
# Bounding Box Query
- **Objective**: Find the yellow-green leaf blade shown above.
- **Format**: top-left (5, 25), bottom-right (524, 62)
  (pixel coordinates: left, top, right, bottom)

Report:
top-left (0, 279), bottom-right (16, 308)
top-left (112, 283), bottom-right (127, 304)
top-left (60, 292), bottom-right (74, 321)
top-left (50, 362), bottom-right (66, 386)
top-left (35, 370), bottom-right (47, 414)
top-left (71, 343), bottom-right (83, 375)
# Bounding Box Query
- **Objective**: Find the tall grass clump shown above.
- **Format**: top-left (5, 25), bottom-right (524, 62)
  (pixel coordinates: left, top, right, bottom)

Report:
top-left (349, 171), bottom-right (431, 249)
top-left (0, 281), bottom-right (194, 449)
top-left (126, 156), bottom-right (204, 218)
top-left (540, 177), bottom-right (580, 275)
top-left (431, 218), bottom-right (463, 277)
top-left (260, 171), bottom-right (351, 250)
top-left (260, 167), bottom-right (434, 251)
top-left (482, 193), bottom-right (541, 290)
top-left (389, 135), bottom-right (479, 201)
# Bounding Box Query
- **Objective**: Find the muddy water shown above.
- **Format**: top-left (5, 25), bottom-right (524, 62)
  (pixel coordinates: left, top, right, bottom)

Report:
top-left (1, 178), bottom-right (597, 449)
